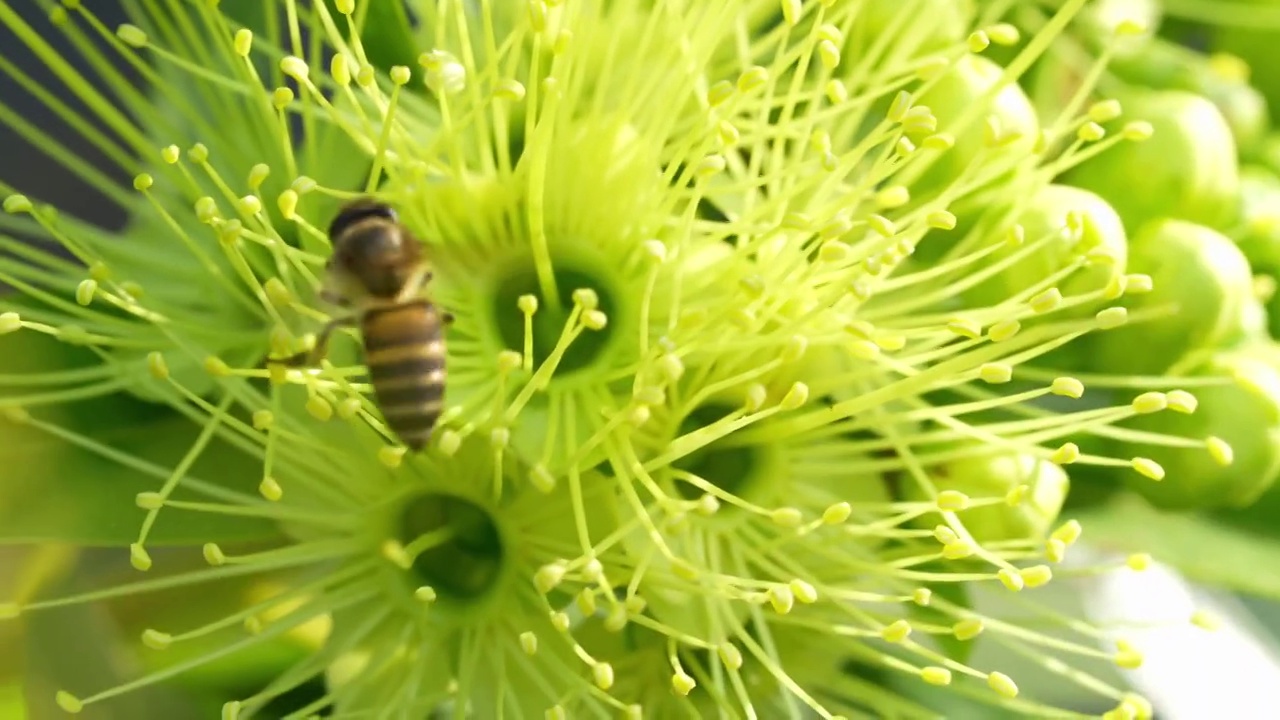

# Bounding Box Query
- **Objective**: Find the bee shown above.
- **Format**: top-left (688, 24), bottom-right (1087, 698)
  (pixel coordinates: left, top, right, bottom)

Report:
top-left (273, 198), bottom-right (452, 452)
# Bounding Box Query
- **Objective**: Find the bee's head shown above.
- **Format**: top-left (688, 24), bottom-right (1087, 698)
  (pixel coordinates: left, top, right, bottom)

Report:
top-left (325, 199), bottom-right (424, 301)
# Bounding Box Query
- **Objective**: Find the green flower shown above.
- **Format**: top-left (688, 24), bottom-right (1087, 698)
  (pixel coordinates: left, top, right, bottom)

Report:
top-left (0, 1), bottom-right (1229, 718)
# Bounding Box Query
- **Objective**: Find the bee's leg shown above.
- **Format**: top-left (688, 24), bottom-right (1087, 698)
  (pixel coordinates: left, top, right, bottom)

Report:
top-left (268, 316), bottom-right (356, 367)
top-left (442, 310), bottom-right (455, 326)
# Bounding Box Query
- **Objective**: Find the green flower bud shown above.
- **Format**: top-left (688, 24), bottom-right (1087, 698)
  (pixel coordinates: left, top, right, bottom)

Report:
top-left (1234, 166), bottom-right (1280, 271)
top-left (1110, 41), bottom-right (1270, 159)
top-left (1091, 219), bottom-right (1253, 375)
top-left (902, 451), bottom-right (1069, 544)
top-left (1078, 0), bottom-right (1162, 54)
top-left (1212, 12), bottom-right (1280, 124)
top-left (963, 184), bottom-right (1127, 315)
top-left (1119, 350), bottom-right (1280, 509)
top-left (1217, 296), bottom-right (1271, 351)
top-left (911, 55), bottom-right (1039, 199)
top-left (1065, 89), bottom-right (1240, 232)
top-left (852, 0), bottom-right (974, 54)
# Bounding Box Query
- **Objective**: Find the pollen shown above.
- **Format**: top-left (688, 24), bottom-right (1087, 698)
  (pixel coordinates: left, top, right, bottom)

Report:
top-left (998, 568), bottom-right (1024, 591)
top-left (922, 667), bottom-right (953, 686)
top-left (1096, 307), bottom-right (1129, 329)
top-left (987, 672), bottom-right (1019, 698)
top-left (129, 543), bottom-right (152, 572)
top-left (1127, 553), bottom-right (1152, 571)
top-left (737, 65), bottom-right (769, 92)
top-left (306, 396), bottom-right (333, 422)
top-left (1166, 390), bottom-right (1197, 413)
top-left (1130, 457), bottom-right (1165, 481)
top-left (953, 619), bottom-right (984, 641)
top-left (943, 541), bottom-right (975, 559)
top-left (1207, 436), bottom-right (1234, 466)
top-left (823, 502), bottom-right (852, 524)
top-left (880, 619), bottom-right (912, 643)
top-left (770, 507), bottom-right (804, 527)
top-left (1131, 392), bottom-right (1168, 414)
top-left (55, 692), bottom-right (83, 714)
top-left (280, 56), bottom-right (310, 80)
top-left (116, 24), bottom-right (148, 48)
top-left (671, 671), bottom-right (697, 696)
top-left (259, 477), bottom-right (283, 502)
top-left (988, 320), bottom-right (1021, 342)
top-left (1021, 565), bottom-right (1053, 588)
top-left (936, 490), bottom-right (969, 511)
top-left (1051, 442), bottom-right (1080, 464)
top-left (979, 363), bottom-right (1012, 384)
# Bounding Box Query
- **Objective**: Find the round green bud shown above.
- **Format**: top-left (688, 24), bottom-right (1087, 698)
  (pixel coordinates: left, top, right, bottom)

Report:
top-left (962, 184), bottom-right (1127, 316)
top-left (1200, 74), bottom-right (1269, 160)
top-left (910, 55), bottom-right (1039, 200)
top-left (1108, 38), bottom-right (1204, 94)
top-left (1091, 219), bottom-right (1253, 375)
top-left (1119, 349), bottom-right (1280, 510)
top-left (1212, 14), bottom-right (1280, 125)
top-left (1112, 41), bottom-right (1271, 160)
top-left (1233, 166), bottom-right (1280, 271)
top-left (1217, 296), bottom-right (1271, 352)
top-left (1077, 0), bottom-right (1162, 54)
top-left (1064, 89), bottom-right (1240, 232)
top-left (903, 451), bottom-right (1069, 544)
top-left (850, 0), bottom-right (973, 55)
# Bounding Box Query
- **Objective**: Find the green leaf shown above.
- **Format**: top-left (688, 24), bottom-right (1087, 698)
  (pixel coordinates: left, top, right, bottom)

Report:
top-left (1076, 492), bottom-right (1280, 600)
top-left (0, 325), bottom-right (279, 546)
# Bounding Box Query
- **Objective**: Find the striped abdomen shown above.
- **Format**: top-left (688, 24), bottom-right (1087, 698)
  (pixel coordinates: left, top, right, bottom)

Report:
top-left (361, 300), bottom-right (446, 452)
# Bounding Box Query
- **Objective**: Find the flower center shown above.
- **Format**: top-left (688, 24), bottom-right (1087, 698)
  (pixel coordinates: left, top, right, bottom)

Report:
top-left (491, 262), bottom-right (617, 376)
top-left (397, 492), bottom-right (504, 601)
top-left (671, 404), bottom-right (766, 503)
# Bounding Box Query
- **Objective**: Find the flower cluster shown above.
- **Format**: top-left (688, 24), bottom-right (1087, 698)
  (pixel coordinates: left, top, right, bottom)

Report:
top-left (1, 0), bottom-right (1267, 718)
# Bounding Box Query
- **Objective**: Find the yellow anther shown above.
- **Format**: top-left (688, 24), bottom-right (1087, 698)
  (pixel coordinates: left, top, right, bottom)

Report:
top-left (922, 667), bottom-right (952, 685)
top-left (1206, 436), bottom-right (1233, 466)
top-left (936, 490), bottom-right (969, 511)
top-left (823, 502), bottom-right (851, 524)
top-left (988, 319), bottom-right (1021, 341)
top-left (1050, 442), bottom-right (1080, 464)
top-left (942, 541), bottom-right (974, 560)
top-left (952, 618), bottom-right (984, 640)
top-left (1051, 519), bottom-right (1082, 545)
top-left (1051, 377), bottom-right (1084, 399)
top-left (998, 568), bottom-right (1024, 591)
top-left (979, 363), bottom-right (1012, 384)
top-left (880, 619), bottom-right (912, 643)
top-left (1132, 392), bottom-right (1168, 414)
top-left (1021, 565), bottom-right (1053, 588)
top-left (987, 672), bottom-right (1019, 698)
top-left (947, 317), bottom-right (982, 339)
top-left (1126, 553), bottom-right (1152, 571)
top-left (1130, 457), bottom-right (1165, 481)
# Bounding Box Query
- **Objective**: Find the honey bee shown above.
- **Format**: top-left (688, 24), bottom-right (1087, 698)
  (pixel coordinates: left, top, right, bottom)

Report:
top-left (274, 198), bottom-right (452, 452)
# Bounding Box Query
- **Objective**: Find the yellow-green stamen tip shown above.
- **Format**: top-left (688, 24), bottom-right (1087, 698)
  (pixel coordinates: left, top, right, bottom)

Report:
top-left (922, 667), bottom-right (952, 686)
top-left (953, 619), bottom-right (984, 641)
top-left (1130, 457), bottom-right (1165, 481)
top-left (141, 629), bottom-right (172, 650)
top-left (1051, 377), bottom-right (1084, 398)
top-left (880, 619), bottom-right (912, 643)
top-left (987, 672), bottom-right (1019, 698)
top-left (259, 476), bottom-right (283, 502)
top-left (1127, 553), bottom-right (1152, 571)
top-left (129, 543), bottom-right (152, 572)
top-left (1207, 436), bottom-right (1234, 466)
top-left (202, 543), bottom-right (226, 566)
top-left (998, 568), bottom-right (1024, 591)
top-left (55, 691), bottom-right (83, 714)
top-left (936, 490), bottom-right (969, 511)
